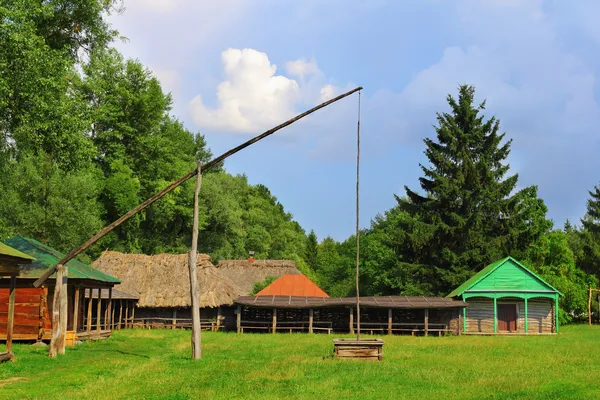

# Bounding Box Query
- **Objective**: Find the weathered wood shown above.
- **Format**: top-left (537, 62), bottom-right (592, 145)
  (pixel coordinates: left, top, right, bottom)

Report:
top-left (111, 298), bottom-right (116, 330)
top-left (589, 288), bottom-right (593, 327)
top-left (215, 307), bottom-right (222, 332)
top-left (387, 308), bottom-right (392, 335)
top-left (86, 289), bottom-right (92, 333)
top-left (349, 307), bottom-right (354, 335)
top-left (131, 303), bottom-right (135, 327)
top-left (32, 87), bottom-right (363, 289)
top-left (48, 265), bottom-right (64, 357)
top-left (333, 339), bottom-right (383, 361)
top-left (73, 287), bottom-right (80, 333)
top-left (118, 300), bottom-right (123, 330)
top-left (236, 305), bottom-right (241, 334)
top-left (272, 308), bottom-right (277, 334)
top-left (309, 308), bottom-right (314, 334)
top-left (189, 161), bottom-right (203, 360)
top-left (0, 352), bottom-right (14, 362)
top-left (354, 91), bottom-right (361, 340)
top-left (107, 288), bottom-right (113, 331)
top-left (6, 276), bottom-right (16, 354)
top-left (124, 301), bottom-right (129, 329)
top-left (57, 265), bottom-right (68, 355)
top-left (172, 308), bottom-right (177, 330)
top-left (424, 308), bottom-right (429, 337)
top-left (96, 288), bottom-right (102, 332)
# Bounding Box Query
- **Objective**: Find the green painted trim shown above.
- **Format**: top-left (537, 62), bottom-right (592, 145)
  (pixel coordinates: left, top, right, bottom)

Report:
top-left (493, 297), bottom-right (497, 333)
top-left (555, 296), bottom-right (559, 333)
top-left (462, 294), bottom-right (467, 333)
top-left (524, 297), bottom-right (528, 333)
top-left (463, 292), bottom-right (557, 300)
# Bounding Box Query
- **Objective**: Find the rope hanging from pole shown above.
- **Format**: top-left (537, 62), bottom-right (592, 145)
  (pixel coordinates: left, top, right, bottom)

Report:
top-left (355, 90), bottom-right (361, 341)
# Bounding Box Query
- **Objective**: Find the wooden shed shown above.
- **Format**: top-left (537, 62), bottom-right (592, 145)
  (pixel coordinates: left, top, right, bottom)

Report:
top-left (447, 256), bottom-right (562, 334)
top-left (0, 236), bottom-right (121, 342)
top-left (92, 251), bottom-right (245, 331)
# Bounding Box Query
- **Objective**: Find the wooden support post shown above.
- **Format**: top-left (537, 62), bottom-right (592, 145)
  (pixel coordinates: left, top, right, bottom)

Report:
top-left (555, 296), bottom-right (560, 333)
top-left (131, 303), bottom-right (135, 328)
top-left (86, 289), bottom-right (92, 333)
top-left (236, 305), bottom-right (241, 334)
top-left (309, 309), bottom-right (314, 334)
top-left (107, 288), bottom-right (113, 331)
top-left (57, 265), bottom-right (68, 355)
top-left (462, 294), bottom-right (467, 334)
top-left (6, 275), bottom-right (16, 355)
top-left (387, 308), bottom-right (392, 335)
top-left (349, 307), bottom-right (354, 335)
top-left (73, 287), bottom-right (80, 333)
top-left (424, 309), bottom-right (429, 337)
top-left (493, 297), bottom-right (498, 333)
top-left (458, 310), bottom-right (462, 336)
top-left (216, 307), bottom-right (222, 331)
top-left (49, 264), bottom-right (64, 357)
top-left (172, 308), bottom-right (177, 330)
top-left (272, 308), bottom-right (277, 334)
top-left (188, 161), bottom-right (203, 359)
top-left (124, 301), bottom-right (129, 329)
top-left (96, 288), bottom-right (102, 333)
top-left (111, 300), bottom-right (115, 330)
top-left (589, 288), bottom-right (593, 327)
top-left (118, 300), bottom-right (123, 330)
top-left (524, 297), bottom-right (529, 334)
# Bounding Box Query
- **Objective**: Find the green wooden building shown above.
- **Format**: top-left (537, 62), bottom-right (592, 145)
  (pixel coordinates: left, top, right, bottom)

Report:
top-left (447, 256), bottom-right (562, 334)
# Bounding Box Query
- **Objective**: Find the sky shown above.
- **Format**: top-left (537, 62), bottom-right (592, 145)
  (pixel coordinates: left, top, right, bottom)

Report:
top-left (108, 0), bottom-right (600, 241)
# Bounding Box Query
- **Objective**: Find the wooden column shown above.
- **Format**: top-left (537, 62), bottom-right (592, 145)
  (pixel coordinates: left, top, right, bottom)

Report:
top-left (172, 308), bottom-right (177, 329)
top-left (387, 308), bottom-right (392, 335)
top-left (107, 288), bottom-right (113, 331)
top-left (111, 300), bottom-right (116, 330)
top-left (49, 264), bottom-right (64, 357)
top-left (457, 310), bottom-right (462, 336)
top-left (272, 308), bottom-right (277, 334)
top-left (215, 307), bottom-right (222, 331)
top-left (524, 298), bottom-right (529, 334)
top-left (73, 287), bottom-right (80, 333)
top-left (555, 296), bottom-right (559, 333)
top-left (96, 288), bottom-right (102, 332)
top-left (462, 294), bottom-right (467, 334)
top-left (424, 309), bottom-right (429, 337)
top-left (493, 297), bottom-right (498, 333)
top-left (188, 161), bottom-right (203, 359)
top-left (86, 289), bottom-right (92, 333)
top-left (131, 303), bottom-right (135, 328)
top-left (58, 265), bottom-right (68, 355)
top-left (124, 301), bottom-right (129, 329)
top-left (309, 309), bottom-right (314, 334)
top-left (6, 275), bottom-right (16, 356)
top-left (349, 307), bottom-right (354, 334)
top-left (588, 288), bottom-right (593, 327)
top-left (236, 305), bottom-right (241, 334)
top-left (118, 300), bottom-right (123, 330)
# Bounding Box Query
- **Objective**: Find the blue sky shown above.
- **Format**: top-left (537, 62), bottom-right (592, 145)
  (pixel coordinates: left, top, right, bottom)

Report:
top-left (109, 0), bottom-right (600, 241)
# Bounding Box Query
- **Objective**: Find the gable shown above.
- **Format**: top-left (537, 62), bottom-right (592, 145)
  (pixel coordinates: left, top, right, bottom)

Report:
top-left (468, 259), bottom-right (554, 292)
top-left (256, 274), bottom-right (329, 297)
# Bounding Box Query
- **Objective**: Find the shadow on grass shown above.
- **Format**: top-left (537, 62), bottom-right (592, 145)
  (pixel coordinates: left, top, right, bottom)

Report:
top-left (84, 348), bottom-right (151, 359)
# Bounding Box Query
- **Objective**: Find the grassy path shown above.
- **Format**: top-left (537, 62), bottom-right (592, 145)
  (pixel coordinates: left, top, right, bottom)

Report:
top-left (1, 325), bottom-right (599, 399)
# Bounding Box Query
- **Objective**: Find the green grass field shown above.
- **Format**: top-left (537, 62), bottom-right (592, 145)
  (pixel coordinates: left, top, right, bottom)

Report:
top-left (1, 325), bottom-right (599, 399)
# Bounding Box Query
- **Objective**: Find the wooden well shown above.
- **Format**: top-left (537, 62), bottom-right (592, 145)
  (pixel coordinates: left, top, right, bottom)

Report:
top-left (333, 338), bottom-right (384, 361)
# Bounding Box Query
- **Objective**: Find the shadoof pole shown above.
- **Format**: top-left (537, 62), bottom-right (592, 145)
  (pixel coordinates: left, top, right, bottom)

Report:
top-left (189, 161), bottom-right (203, 359)
top-left (355, 91), bottom-right (361, 341)
top-left (33, 86), bottom-right (363, 358)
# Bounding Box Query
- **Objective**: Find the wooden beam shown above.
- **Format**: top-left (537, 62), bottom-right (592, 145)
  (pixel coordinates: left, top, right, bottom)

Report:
top-left (555, 296), bottom-right (560, 333)
top-left (493, 297), bottom-right (498, 333)
top-left (107, 288), bottom-right (113, 331)
top-left (118, 300), bottom-right (123, 330)
top-left (309, 309), bottom-right (314, 334)
top-left (111, 297), bottom-right (116, 331)
top-left (424, 309), bottom-right (429, 337)
top-left (272, 308), bottom-right (277, 334)
top-left (86, 289), bottom-right (92, 333)
top-left (172, 308), bottom-right (177, 330)
top-left (57, 265), bottom-right (68, 355)
top-left (124, 301), bottom-right (129, 329)
top-left (387, 308), bottom-right (392, 335)
top-left (589, 288), bottom-right (593, 327)
top-left (188, 161), bottom-right (203, 359)
top-left (96, 288), bottom-right (102, 333)
top-left (236, 305), bottom-right (241, 334)
top-left (524, 298), bottom-right (529, 334)
top-left (131, 303), bottom-right (135, 328)
top-left (32, 87), bottom-right (363, 289)
top-left (48, 265), bottom-right (64, 357)
top-left (349, 307), bottom-right (354, 335)
top-left (73, 287), bottom-right (80, 333)
top-left (216, 307), bottom-right (222, 332)
top-left (6, 275), bottom-right (16, 355)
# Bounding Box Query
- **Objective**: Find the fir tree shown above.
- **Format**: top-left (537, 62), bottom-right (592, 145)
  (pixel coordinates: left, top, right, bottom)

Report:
top-left (579, 184), bottom-right (600, 278)
top-left (582, 185), bottom-right (600, 235)
top-left (396, 85), bottom-right (550, 295)
top-left (305, 230), bottom-right (319, 270)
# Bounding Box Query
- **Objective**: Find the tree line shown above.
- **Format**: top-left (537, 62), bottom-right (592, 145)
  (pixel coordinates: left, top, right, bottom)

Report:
top-left (1, 1), bottom-right (599, 323)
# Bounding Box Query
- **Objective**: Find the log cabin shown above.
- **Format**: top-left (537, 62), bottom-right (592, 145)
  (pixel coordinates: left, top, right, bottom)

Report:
top-left (447, 256), bottom-right (562, 334)
top-left (0, 236), bottom-right (121, 342)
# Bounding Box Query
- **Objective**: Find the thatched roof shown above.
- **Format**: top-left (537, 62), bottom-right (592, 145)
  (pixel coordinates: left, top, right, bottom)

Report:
top-left (217, 260), bottom-right (301, 295)
top-left (92, 251), bottom-right (244, 308)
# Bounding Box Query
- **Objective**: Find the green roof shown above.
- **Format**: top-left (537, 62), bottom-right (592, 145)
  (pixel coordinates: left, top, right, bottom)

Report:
top-left (0, 242), bottom-right (36, 261)
top-left (447, 256), bottom-right (562, 298)
top-left (2, 236), bottom-right (120, 284)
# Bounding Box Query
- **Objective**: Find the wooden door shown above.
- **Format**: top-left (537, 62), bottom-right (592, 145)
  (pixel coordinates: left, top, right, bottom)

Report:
top-left (497, 304), bottom-right (517, 332)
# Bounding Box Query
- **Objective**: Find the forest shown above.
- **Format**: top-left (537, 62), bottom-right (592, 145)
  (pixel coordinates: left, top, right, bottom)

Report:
top-left (1, 1), bottom-right (599, 324)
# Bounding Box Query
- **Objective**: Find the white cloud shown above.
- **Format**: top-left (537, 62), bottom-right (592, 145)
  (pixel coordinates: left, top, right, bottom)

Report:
top-left (190, 48), bottom-right (336, 133)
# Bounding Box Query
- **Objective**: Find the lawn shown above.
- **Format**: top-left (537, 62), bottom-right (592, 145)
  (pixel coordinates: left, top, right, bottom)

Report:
top-left (0, 325), bottom-right (599, 400)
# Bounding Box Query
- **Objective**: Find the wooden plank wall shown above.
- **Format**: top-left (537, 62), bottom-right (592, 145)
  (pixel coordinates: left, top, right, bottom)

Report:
top-left (517, 300), bottom-right (553, 333)
top-left (0, 288), bottom-right (51, 340)
top-left (465, 299), bottom-right (495, 333)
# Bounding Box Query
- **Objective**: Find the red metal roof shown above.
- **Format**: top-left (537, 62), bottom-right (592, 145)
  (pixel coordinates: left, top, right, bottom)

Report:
top-left (256, 274), bottom-right (329, 297)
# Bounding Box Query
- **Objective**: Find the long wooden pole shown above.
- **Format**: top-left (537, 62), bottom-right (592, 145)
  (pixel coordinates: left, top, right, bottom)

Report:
top-left (73, 287), bottom-right (80, 333)
top-left (6, 275), bottom-right (16, 356)
top-left (189, 161), bottom-right (203, 359)
top-left (48, 265), bottom-right (63, 357)
top-left (355, 91), bottom-right (361, 341)
top-left (86, 289), bottom-right (92, 333)
top-left (57, 265), bottom-right (68, 354)
top-left (589, 288), bottom-right (593, 327)
top-left (32, 87), bottom-right (363, 289)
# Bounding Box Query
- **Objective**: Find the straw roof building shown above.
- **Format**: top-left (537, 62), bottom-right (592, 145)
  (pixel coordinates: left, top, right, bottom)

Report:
top-left (217, 260), bottom-right (301, 295)
top-left (92, 251), bottom-right (244, 309)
